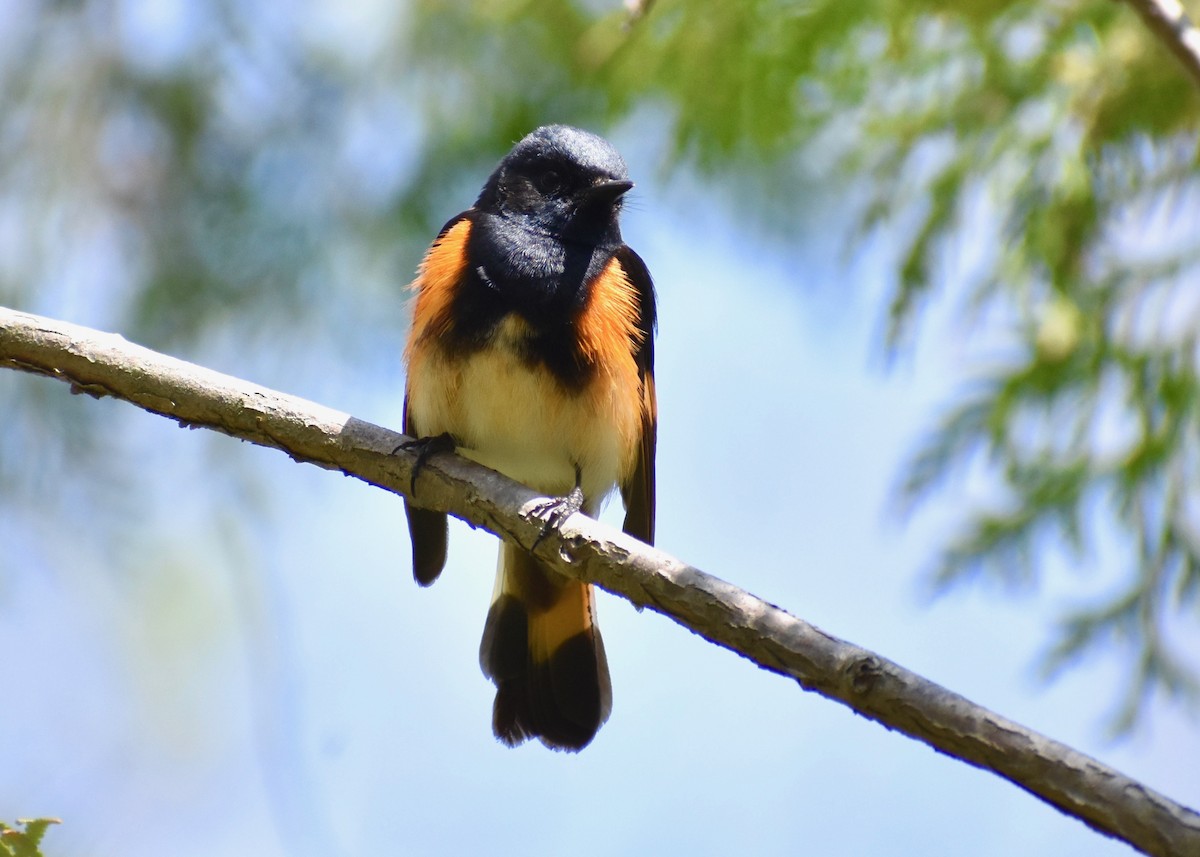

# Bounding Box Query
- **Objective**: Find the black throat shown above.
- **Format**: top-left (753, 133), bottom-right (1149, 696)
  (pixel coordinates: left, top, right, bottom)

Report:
top-left (446, 212), bottom-right (620, 390)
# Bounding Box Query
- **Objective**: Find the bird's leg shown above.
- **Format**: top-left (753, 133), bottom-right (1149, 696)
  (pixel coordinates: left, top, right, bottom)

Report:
top-left (529, 464), bottom-right (585, 549)
top-left (394, 432), bottom-right (456, 495)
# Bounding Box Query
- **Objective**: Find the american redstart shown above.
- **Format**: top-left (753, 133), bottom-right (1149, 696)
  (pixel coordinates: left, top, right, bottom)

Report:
top-left (403, 125), bottom-right (657, 751)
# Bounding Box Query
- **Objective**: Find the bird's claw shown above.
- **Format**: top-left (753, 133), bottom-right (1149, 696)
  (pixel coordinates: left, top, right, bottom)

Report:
top-left (395, 432), bottom-right (456, 495)
top-left (529, 486), bottom-right (585, 549)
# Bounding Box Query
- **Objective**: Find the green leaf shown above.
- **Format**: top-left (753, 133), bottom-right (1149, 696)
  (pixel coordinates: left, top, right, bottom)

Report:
top-left (0, 819), bottom-right (60, 857)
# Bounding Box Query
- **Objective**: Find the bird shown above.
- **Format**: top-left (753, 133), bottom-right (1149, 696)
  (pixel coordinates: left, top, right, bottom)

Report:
top-left (402, 125), bottom-right (656, 752)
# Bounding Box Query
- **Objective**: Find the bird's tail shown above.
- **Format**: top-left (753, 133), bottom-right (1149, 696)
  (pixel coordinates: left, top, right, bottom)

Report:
top-left (479, 541), bottom-right (612, 752)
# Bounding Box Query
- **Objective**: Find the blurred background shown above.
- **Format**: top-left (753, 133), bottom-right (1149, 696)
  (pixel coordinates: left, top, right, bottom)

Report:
top-left (2, 1), bottom-right (1199, 855)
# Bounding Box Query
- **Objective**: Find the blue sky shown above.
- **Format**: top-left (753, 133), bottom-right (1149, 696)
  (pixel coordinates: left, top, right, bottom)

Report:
top-left (2, 4), bottom-right (1198, 856)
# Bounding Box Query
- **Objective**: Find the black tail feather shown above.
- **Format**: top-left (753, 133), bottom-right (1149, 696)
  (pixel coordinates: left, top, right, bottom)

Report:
top-left (479, 548), bottom-right (611, 752)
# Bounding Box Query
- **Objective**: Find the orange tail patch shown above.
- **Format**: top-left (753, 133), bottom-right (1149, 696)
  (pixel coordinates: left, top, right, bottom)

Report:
top-left (479, 542), bottom-right (612, 751)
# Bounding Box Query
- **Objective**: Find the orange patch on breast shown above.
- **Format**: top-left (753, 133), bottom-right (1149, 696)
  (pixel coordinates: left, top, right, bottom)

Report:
top-left (575, 257), bottom-right (650, 481)
top-left (577, 257), bottom-right (644, 372)
top-left (405, 218), bottom-right (473, 357)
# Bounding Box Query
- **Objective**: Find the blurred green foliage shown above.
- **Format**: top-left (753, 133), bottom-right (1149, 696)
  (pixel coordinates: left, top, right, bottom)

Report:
top-left (2, 0), bottom-right (1198, 727)
top-left (0, 819), bottom-right (58, 857)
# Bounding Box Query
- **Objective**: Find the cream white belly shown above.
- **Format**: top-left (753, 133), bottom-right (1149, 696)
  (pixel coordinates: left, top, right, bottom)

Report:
top-left (407, 322), bottom-right (639, 512)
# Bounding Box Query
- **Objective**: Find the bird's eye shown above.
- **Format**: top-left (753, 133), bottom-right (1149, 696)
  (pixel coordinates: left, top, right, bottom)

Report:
top-left (534, 169), bottom-right (561, 195)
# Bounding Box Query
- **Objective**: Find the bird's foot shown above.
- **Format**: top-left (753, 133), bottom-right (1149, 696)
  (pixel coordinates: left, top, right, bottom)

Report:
top-left (394, 432), bottom-right (456, 495)
top-left (529, 485), bottom-right (585, 549)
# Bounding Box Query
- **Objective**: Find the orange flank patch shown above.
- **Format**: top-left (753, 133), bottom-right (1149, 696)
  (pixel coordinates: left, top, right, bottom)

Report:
top-left (405, 218), bottom-right (472, 355)
top-left (577, 257), bottom-right (644, 372)
top-left (577, 257), bottom-right (652, 483)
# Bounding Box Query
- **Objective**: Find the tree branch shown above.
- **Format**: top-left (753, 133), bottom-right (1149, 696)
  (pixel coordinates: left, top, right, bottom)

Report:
top-left (2, 304), bottom-right (1198, 856)
top-left (1121, 0), bottom-right (1200, 89)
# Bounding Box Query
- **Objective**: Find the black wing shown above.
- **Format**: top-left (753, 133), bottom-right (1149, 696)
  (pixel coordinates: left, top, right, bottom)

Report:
top-left (614, 244), bottom-right (657, 546)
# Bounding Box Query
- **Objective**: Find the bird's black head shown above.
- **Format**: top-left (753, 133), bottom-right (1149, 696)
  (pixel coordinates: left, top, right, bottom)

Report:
top-left (475, 125), bottom-right (633, 247)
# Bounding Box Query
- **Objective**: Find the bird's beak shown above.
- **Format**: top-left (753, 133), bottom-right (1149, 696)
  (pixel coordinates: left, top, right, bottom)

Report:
top-left (585, 179), bottom-right (634, 205)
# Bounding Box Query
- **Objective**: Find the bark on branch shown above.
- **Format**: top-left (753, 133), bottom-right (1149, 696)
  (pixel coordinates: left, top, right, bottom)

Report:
top-left (2, 305), bottom-right (1198, 857)
top-left (1121, 0), bottom-right (1200, 88)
